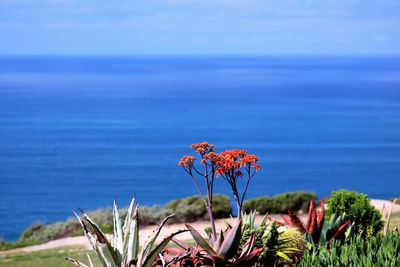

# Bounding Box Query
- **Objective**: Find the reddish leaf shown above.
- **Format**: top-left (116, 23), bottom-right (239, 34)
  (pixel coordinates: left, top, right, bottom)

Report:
top-left (306, 200), bottom-right (315, 231)
top-left (163, 247), bottom-right (185, 256)
top-left (327, 221), bottom-right (351, 243)
top-left (240, 232), bottom-right (256, 257)
top-left (308, 209), bottom-right (317, 237)
top-left (288, 209), bottom-right (306, 233)
top-left (280, 215), bottom-right (293, 226)
top-left (230, 248), bottom-right (262, 266)
top-left (317, 200), bottom-right (325, 231)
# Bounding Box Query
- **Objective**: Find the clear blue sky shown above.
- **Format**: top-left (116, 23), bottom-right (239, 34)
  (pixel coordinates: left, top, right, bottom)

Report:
top-left (1, 0), bottom-right (399, 55)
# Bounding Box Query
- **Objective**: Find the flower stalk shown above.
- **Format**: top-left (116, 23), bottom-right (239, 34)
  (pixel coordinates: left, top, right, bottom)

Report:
top-left (179, 142), bottom-right (261, 239)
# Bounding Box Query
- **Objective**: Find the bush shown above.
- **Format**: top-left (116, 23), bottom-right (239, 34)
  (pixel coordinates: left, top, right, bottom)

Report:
top-left (9, 195), bottom-right (232, 248)
top-left (299, 232), bottom-right (400, 266)
top-left (163, 195), bottom-right (232, 223)
top-left (326, 190), bottom-right (383, 238)
top-left (243, 192), bottom-right (317, 214)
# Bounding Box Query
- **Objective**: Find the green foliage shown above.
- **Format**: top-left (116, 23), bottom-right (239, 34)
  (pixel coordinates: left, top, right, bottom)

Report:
top-left (281, 201), bottom-right (354, 248)
top-left (7, 195), bottom-right (231, 249)
top-left (0, 239), bottom-right (39, 251)
top-left (163, 194), bottom-right (232, 223)
top-left (326, 190), bottom-right (384, 238)
top-left (17, 209), bottom-right (114, 246)
top-left (19, 222), bottom-right (81, 244)
top-left (0, 247), bottom-right (102, 267)
top-left (241, 213), bottom-right (306, 266)
top-left (299, 232), bottom-right (400, 266)
top-left (177, 219), bottom-right (262, 267)
top-left (66, 197), bottom-right (186, 267)
top-left (243, 192), bottom-right (317, 214)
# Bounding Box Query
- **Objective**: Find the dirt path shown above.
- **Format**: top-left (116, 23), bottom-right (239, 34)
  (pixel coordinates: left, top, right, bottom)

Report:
top-left (0, 215), bottom-right (274, 256)
top-left (1, 199), bottom-right (399, 256)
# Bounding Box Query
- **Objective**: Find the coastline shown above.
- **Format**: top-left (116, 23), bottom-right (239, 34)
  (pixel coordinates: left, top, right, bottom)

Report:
top-left (1, 198), bottom-right (399, 256)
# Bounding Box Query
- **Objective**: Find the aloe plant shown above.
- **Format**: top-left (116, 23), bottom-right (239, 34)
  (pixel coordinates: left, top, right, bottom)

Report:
top-left (241, 212), bottom-right (305, 266)
top-left (280, 200), bottom-right (353, 247)
top-left (65, 197), bottom-right (186, 267)
top-left (179, 219), bottom-right (261, 266)
top-left (160, 242), bottom-right (214, 266)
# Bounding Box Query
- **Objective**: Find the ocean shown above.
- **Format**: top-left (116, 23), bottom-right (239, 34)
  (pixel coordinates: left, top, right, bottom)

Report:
top-left (0, 56), bottom-right (399, 241)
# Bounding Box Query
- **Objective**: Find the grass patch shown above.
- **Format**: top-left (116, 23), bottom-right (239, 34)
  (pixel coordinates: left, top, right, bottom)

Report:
top-left (0, 247), bottom-right (101, 267)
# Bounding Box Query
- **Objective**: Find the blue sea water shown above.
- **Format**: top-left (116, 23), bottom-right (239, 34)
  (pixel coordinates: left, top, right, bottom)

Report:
top-left (0, 56), bottom-right (400, 241)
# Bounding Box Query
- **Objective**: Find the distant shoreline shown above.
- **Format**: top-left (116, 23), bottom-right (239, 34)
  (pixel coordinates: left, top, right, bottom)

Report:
top-left (1, 198), bottom-right (399, 255)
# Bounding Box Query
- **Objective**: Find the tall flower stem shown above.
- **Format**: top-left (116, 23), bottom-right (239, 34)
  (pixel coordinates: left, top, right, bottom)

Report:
top-left (205, 170), bottom-right (217, 242)
top-left (182, 158), bottom-right (217, 242)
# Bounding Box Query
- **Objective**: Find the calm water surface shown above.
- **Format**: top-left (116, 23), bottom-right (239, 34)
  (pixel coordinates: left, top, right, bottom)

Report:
top-left (0, 56), bottom-right (400, 240)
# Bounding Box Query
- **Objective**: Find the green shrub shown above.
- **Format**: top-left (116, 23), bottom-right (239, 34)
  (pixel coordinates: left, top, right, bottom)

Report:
top-left (243, 192), bottom-right (317, 214)
top-left (139, 206), bottom-right (163, 225)
top-left (19, 221), bottom-right (82, 244)
top-left (163, 194), bottom-right (232, 223)
top-left (326, 190), bottom-right (383, 238)
top-left (299, 232), bottom-right (400, 266)
top-left (7, 195), bottom-right (232, 249)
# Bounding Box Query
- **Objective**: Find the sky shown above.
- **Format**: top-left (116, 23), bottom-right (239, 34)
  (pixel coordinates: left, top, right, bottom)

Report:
top-left (0, 0), bottom-right (400, 55)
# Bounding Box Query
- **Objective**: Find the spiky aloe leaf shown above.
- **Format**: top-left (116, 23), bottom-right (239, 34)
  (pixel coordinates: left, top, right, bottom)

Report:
top-left (317, 200), bottom-right (325, 230)
top-left (65, 257), bottom-right (90, 267)
top-left (319, 213), bottom-right (338, 244)
top-left (308, 209), bottom-right (318, 242)
top-left (287, 210), bottom-right (306, 233)
top-left (259, 213), bottom-right (268, 227)
top-left (231, 248), bottom-right (262, 267)
top-left (333, 214), bottom-right (345, 228)
top-left (73, 211), bottom-right (97, 251)
top-left (186, 224), bottom-right (216, 256)
top-left (142, 229), bottom-right (188, 267)
top-left (113, 199), bottom-right (124, 255)
top-left (123, 205), bottom-right (139, 266)
top-left (171, 237), bottom-right (190, 250)
top-left (138, 214), bottom-right (175, 265)
top-left (280, 215), bottom-right (293, 226)
top-left (123, 197), bottom-right (135, 236)
top-left (240, 232), bottom-right (256, 257)
top-left (242, 210), bottom-right (257, 230)
top-left (217, 219), bottom-right (241, 260)
top-left (163, 247), bottom-right (186, 256)
top-left (97, 243), bottom-right (118, 267)
top-left (80, 211), bottom-right (118, 267)
top-left (213, 229), bottom-right (224, 252)
top-left (306, 200), bottom-right (315, 231)
top-left (327, 221), bottom-right (351, 243)
top-left (74, 211), bottom-right (118, 267)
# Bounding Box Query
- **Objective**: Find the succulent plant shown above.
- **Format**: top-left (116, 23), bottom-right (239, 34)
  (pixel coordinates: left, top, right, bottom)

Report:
top-left (240, 211), bottom-right (305, 266)
top-left (280, 200), bottom-right (353, 247)
top-left (181, 219), bottom-right (261, 266)
top-left (65, 197), bottom-right (186, 267)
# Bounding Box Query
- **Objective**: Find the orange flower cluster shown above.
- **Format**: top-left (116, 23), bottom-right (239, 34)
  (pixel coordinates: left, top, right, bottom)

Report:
top-left (178, 155), bottom-right (195, 169)
top-left (241, 155), bottom-right (261, 171)
top-left (190, 142), bottom-right (214, 155)
top-left (201, 151), bottom-right (218, 165)
top-left (215, 149), bottom-right (261, 176)
top-left (179, 142), bottom-right (261, 176)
